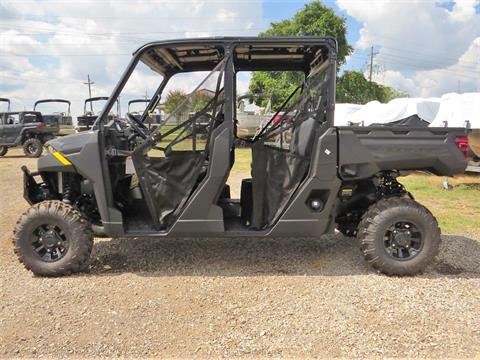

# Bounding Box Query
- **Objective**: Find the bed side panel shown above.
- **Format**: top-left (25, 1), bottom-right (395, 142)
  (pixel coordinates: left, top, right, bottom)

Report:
top-left (337, 127), bottom-right (468, 179)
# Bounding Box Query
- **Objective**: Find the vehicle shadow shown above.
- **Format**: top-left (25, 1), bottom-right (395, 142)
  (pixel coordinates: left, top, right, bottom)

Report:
top-left (86, 233), bottom-right (480, 278)
top-left (1, 155), bottom-right (28, 159)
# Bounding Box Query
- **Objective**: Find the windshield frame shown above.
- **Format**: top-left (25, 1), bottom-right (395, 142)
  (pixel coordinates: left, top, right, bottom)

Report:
top-left (95, 41), bottom-right (228, 130)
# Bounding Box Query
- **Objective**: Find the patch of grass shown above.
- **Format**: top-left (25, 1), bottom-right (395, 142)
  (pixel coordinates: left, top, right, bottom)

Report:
top-left (226, 148), bottom-right (252, 197)
top-left (400, 173), bottom-right (480, 234)
top-left (231, 148), bottom-right (252, 173)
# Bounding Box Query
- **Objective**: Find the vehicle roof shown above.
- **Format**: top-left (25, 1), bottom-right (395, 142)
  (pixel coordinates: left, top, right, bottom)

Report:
top-left (133, 36), bottom-right (337, 53)
top-left (85, 97), bottom-right (109, 103)
top-left (34, 99), bottom-right (71, 106)
top-left (128, 99), bottom-right (151, 105)
top-left (135, 36), bottom-right (337, 75)
top-left (0, 98), bottom-right (10, 103)
top-left (0, 111), bottom-right (41, 115)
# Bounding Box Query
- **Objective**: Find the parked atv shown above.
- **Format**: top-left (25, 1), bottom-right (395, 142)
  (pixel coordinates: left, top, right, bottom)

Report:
top-left (14, 37), bottom-right (468, 277)
top-left (77, 97), bottom-right (120, 132)
top-left (33, 99), bottom-right (75, 136)
top-left (128, 99), bottom-right (163, 128)
top-left (0, 111), bottom-right (57, 157)
top-left (0, 98), bottom-right (11, 112)
top-left (236, 93), bottom-right (272, 140)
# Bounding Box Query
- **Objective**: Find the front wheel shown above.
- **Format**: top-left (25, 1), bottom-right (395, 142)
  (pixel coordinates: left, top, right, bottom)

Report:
top-left (357, 197), bottom-right (440, 276)
top-left (13, 201), bottom-right (93, 276)
top-left (0, 146), bottom-right (8, 156)
top-left (23, 138), bottom-right (43, 158)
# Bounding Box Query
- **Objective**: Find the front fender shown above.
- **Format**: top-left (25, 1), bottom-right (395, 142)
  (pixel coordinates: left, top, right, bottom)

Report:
top-left (38, 153), bottom-right (76, 173)
top-left (42, 130), bottom-right (123, 236)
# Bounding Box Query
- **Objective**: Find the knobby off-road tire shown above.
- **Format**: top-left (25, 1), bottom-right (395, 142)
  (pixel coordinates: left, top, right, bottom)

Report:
top-left (357, 197), bottom-right (441, 276)
top-left (0, 146), bottom-right (8, 156)
top-left (23, 138), bottom-right (43, 158)
top-left (13, 201), bottom-right (93, 277)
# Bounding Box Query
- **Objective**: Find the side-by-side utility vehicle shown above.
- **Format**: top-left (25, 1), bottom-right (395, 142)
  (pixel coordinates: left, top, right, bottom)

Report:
top-left (77, 97), bottom-right (120, 132)
top-left (14, 37), bottom-right (468, 277)
top-left (34, 99), bottom-right (75, 136)
top-left (128, 98), bottom-right (163, 128)
top-left (1, 111), bottom-right (57, 157)
top-left (0, 98), bottom-right (11, 112)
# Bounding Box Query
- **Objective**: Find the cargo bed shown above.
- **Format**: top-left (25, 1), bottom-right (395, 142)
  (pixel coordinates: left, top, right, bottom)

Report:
top-left (337, 126), bottom-right (468, 179)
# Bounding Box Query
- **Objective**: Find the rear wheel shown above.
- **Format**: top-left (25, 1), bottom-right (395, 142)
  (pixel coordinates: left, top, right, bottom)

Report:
top-left (0, 146), bottom-right (7, 156)
top-left (23, 138), bottom-right (43, 158)
top-left (13, 201), bottom-right (93, 276)
top-left (357, 197), bottom-right (440, 276)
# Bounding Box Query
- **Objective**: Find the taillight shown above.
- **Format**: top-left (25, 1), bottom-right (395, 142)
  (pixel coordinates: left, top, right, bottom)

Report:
top-left (455, 136), bottom-right (469, 159)
top-left (272, 115), bottom-right (282, 125)
top-left (36, 122), bottom-right (45, 130)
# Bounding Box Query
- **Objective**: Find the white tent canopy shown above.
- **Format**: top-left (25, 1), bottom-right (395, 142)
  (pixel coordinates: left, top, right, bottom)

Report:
top-left (335, 97), bottom-right (441, 126)
top-left (334, 92), bottom-right (479, 129)
top-left (333, 103), bottom-right (363, 126)
top-left (429, 93), bottom-right (480, 128)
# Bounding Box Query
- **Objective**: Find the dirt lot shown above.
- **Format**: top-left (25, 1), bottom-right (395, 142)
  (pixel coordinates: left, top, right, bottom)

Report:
top-left (0, 148), bottom-right (479, 358)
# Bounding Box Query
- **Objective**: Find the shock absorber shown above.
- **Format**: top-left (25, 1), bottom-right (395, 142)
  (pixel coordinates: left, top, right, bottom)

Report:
top-left (58, 172), bottom-right (72, 204)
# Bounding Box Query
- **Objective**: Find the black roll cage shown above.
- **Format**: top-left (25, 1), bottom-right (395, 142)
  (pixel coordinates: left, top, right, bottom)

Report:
top-left (128, 98), bottom-right (151, 113)
top-left (33, 99), bottom-right (71, 115)
top-left (93, 37), bottom-right (337, 231)
top-left (0, 98), bottom-right (11, 112)
top-left (96, 37), bottom-right (337, 131)
top-left (85, 96), bottom-right (120, 115)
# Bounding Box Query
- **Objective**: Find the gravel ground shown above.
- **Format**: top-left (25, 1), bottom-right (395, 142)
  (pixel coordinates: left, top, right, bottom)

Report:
top-left (1, 148), bottom-right (479, 358)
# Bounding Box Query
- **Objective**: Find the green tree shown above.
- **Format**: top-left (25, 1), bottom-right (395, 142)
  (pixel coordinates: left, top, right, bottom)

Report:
top-left (248, 0), bottom-right (353, 110)
top-left (261, 1), bottom-right (352, 65)
top-left (336, 71), bottom-right (408, 104)
top-left (164, 89), bottom-right (188, 116)
top-left (192, 91), bottom-right (214, 112)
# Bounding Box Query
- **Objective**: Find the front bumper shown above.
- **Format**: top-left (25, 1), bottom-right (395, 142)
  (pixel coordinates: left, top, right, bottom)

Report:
top-left (21, 166), bottom-right (44, 205)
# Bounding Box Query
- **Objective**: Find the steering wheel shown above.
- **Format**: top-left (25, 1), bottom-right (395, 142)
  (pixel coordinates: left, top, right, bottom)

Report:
top-left (125, 113), bottom-right (148, 139)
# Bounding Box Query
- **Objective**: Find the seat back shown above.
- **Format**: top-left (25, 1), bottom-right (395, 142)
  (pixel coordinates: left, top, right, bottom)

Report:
top-left (289, 116), bottom-right (316, 157)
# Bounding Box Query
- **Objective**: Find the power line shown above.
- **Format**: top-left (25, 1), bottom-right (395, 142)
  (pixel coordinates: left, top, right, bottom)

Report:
top-left (376, 45), bottom-right (479, 66)
top-left (0, 52), bottom-right (131, 57)
top-left (2, 14), bottom-right (269, 20)
top-left (0, 0), bottom-right (290, 2)
top-left (350, 50), bottom-right (480, 74)
top-left (348, 53), bottom-right (480, 80)
top-left (378, 51), bottom-right (479, 71)
top-left (367, 33), bottom-right (480, 64)
top-left (0, 72), bottom-right (82, 83)
top-left (0, 23), bottom-right (265, 37)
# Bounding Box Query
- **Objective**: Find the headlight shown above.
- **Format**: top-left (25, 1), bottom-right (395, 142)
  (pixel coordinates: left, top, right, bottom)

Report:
top-left (46, 144), bottom-right (55, 154)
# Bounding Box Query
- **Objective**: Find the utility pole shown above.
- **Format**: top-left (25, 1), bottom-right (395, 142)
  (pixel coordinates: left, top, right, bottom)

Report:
top-left (368, 46), bottom-right (378, 82)
top-left (84, 75), bottom-right (95, 111)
